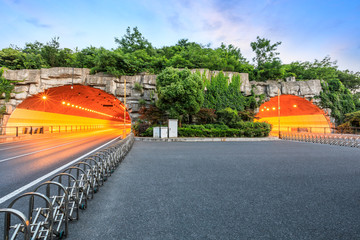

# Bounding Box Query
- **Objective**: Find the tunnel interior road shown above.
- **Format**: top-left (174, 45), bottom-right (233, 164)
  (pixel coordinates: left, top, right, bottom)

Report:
top-left (255, 95), bottom-right (331, 135)
top-left (6, 85), bottom-right (131, 134)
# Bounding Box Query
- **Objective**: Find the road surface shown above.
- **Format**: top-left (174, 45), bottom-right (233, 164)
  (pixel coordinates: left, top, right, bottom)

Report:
top-left (67, 140), bottom-right (360, 239)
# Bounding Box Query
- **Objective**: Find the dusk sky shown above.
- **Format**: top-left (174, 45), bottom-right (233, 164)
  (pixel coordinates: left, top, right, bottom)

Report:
top-left (1, 0), bottom-right (359, 72)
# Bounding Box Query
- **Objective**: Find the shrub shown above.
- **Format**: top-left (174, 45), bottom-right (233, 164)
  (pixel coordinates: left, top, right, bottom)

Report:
top-left (132, 121), bottom-right (150, 136)
top-left (140, 127), bottom-right (153, 137)
top-left (216, 107), bottom-right (240, 127)
top-left (178, 122), bottom-right (271, 138)
top-left (194, 108), bottom-right (217, 124)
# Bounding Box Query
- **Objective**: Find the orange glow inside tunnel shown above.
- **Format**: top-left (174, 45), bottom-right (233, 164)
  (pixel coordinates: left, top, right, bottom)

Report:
top-left (255, 95), bottom-right (331, 135)
top-left (5, 85), bottom-right (131, 135)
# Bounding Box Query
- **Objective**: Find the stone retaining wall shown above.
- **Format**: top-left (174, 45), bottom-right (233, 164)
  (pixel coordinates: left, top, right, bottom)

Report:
top-left (1, 68), bottom-right (250, 124)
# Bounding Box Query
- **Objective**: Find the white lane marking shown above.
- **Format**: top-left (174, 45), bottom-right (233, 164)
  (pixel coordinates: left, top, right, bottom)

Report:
top-left (0, 136), bottom-right (121, 204)
top-left (0, 137), bottom-right (97, 163)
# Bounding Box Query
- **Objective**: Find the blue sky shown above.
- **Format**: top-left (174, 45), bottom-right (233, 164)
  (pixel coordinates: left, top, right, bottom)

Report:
top-left (1, 0), bottom-right (359, 72)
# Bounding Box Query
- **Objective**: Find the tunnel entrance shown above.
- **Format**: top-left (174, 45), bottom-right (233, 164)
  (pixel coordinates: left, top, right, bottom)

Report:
top-left (255, 95), bottom-right (331, 135)
top-left (6, 85), bottom-right (131, 135)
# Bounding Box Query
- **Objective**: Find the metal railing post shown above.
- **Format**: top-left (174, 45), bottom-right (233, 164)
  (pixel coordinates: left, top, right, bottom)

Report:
top-left (16, 127), bottom-right (18, 137)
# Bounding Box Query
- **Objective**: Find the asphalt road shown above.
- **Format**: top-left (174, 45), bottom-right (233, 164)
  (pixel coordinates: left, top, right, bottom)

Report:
top-left (67, 140), bottom-right (360, 240)
top-left (0, 128), bottom-right (122, 207)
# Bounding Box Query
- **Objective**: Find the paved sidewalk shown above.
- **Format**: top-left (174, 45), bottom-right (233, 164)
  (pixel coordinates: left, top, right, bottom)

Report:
top-left (68, 140), bottom-right (360, 239)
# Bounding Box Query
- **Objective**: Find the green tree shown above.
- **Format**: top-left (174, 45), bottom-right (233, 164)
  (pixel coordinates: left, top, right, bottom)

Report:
top-left (251, 36), bottom-right (281, 67)
top-left (204, 72), bottom-right (247, 111)
top-left (0, 48), bottom-right (25, 69)
top-left (115, 27), bottom-right (154, 55)
top-left (250, 36), bottom-right (283, 81)
top-left (156, 67), bottom-right (204, 121)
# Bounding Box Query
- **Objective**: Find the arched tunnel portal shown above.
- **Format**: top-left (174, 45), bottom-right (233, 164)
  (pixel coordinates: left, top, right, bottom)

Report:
top-left (5, 85), bottom-right (131, 135)
top-left (255, 95), bottom-right (331, 135)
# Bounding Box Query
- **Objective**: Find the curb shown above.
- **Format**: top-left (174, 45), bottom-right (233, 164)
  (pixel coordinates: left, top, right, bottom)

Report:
top-left (135, 137), bottom-right (280, 142)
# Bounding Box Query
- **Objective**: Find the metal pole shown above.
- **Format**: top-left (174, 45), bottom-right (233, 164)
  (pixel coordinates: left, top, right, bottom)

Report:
top-left (278, 89), bottom-right (281, 138)
top-left (123, 78), bottom-right (127, 138)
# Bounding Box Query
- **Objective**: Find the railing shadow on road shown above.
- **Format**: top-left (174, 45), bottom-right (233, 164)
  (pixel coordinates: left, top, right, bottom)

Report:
top-left (0, 133), bottom-right (134, 240)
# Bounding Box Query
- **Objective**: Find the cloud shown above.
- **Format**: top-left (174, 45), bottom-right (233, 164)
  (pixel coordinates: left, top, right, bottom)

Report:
top-left (26, 18), bottom-right (51, 28)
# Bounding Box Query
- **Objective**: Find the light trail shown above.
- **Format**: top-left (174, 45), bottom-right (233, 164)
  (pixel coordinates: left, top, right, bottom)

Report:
top-left (0, 135), bottom-right (103, 163)
top-left (0, 136), bottom-right (121, 204)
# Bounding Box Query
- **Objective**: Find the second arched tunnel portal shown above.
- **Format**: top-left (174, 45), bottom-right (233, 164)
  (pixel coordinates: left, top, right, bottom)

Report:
top-left (255, 95), bottom-right (332, 135)
top-left (5, 85), bottom-right (131, 135)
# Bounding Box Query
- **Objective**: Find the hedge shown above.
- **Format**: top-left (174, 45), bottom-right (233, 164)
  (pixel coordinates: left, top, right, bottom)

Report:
top-left (140, 122), bottom-right (271, 137)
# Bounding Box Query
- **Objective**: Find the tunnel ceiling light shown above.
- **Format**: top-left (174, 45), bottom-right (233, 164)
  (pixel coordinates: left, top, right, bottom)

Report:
top-left (59, 101), bottom-right (123, 120)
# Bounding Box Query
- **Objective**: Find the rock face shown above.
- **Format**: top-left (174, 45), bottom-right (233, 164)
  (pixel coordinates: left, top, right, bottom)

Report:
top-left (251, 79), bottom-right (322, 102)
top-left (1, 67), bottom-right (251, 123)
top-left (1, 67), bottom-right (324, 125)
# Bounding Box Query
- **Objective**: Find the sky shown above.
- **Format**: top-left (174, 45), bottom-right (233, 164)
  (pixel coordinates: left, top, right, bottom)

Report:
top-left (0, 0), bottom-right (359, 72)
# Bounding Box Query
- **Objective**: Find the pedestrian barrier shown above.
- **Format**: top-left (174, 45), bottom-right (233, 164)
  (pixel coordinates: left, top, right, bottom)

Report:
top-left (0, 133), bottom-right (134, 239)
top-left (281, 132), bottom-right (360, 148)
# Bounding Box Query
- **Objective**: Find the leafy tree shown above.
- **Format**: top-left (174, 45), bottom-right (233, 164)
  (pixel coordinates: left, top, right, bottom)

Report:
top-left (251, 36), bottom-right (281, 67)
top-left (156, 67), bottom-right (204, 121)
top-left (41, 37), bottom-right (61, 67)
top-left (337, 70), bottom-right (360, 90)
top-left (283, 56), bottom-right (338, 80)
top-left (115, 27), bottom-right (154, 54)
top-left (0, 48), bottom-right (25, 69)
top-left (250, 36), bottom-right (283, 81)
top-left (204, 72), bottom-right (248, 111)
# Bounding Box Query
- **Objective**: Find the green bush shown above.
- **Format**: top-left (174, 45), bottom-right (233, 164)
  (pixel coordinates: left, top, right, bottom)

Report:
top-left (216, 107), bottom-right (240, 127)
top-left (140, 127), bottom-right (153, 137)
top-left (178, 122), bottom-right (271, 138)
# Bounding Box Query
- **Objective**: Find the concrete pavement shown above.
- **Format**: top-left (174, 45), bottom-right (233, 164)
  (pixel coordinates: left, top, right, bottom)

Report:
top-left (67, 140), bottom-right (360, 239)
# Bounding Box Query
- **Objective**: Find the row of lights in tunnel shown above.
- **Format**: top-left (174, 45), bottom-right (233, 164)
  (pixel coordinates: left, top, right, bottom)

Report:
top-left (261, 104), bottom-right (297, 112)
top-left (61, 100), bottom-right (122, 119)
top-left (41, 95), bottom-right (126, 120)
top-left (42, 95), bottom-right (122, 119)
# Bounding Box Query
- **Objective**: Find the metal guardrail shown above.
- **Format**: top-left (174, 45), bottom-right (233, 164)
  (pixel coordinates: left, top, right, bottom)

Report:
top-left (0, 125), bottom-right (108, 137)
top-left (277, 126), bottom-right (360, 135)
top-left (0, 133), bottom-right (134, 239)
top-left (281, 132), bottom-right (360, 148)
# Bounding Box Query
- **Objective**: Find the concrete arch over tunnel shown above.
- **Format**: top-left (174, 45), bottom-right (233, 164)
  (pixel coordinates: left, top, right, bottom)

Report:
top-left (255, 95), bottom-right (331, 135)
top-left (6, 85), bottom-right (131, 135)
